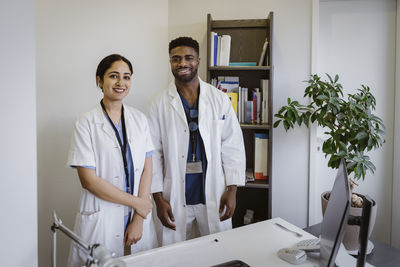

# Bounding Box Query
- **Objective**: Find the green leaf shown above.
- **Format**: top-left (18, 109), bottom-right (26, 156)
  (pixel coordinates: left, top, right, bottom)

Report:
top-left (316, 95), bottom-right (329, 101)
top-left (273, 120), bottom-right (281, 128)
top-left (355, 131), bottom-right (368, 140)
top-left (283, 120), bottom-right (290, 131)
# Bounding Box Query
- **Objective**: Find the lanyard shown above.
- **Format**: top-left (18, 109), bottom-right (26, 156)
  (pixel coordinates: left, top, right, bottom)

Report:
top-left (183, 97), bottom-right (199, 162)
top-left (100, 100), bottom-right (131, 194)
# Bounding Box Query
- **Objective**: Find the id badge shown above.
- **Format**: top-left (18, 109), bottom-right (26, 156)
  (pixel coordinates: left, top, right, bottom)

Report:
top-left (186, 161), bottom-right (203, 174)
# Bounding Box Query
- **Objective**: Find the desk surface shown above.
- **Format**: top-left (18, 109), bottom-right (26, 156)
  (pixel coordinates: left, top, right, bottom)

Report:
top-left (121, 218), bottom-right (319, 267)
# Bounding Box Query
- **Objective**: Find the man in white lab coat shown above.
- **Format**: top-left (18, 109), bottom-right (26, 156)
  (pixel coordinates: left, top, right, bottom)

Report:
top-left (148, 36), bottom-right (246, 245)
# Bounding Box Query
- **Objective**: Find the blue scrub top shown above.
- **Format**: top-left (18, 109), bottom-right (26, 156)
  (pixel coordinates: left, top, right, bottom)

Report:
top-left (178, 91), bottom-right (207, 205)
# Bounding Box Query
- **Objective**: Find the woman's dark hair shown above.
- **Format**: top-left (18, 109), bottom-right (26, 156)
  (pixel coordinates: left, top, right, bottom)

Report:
top-left (96, 54), bottom-right (133, 87)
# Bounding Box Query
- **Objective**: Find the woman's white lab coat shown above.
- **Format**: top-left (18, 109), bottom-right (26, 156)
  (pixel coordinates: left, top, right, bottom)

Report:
top-left (148, 78), bottom-right (246, 245)
top-left (67, 104), bottom-right (157, 266)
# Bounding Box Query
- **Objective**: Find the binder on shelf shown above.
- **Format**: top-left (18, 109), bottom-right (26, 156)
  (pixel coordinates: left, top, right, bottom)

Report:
top-left (219, 35), bottom-right (231, 66)
top-left (254, 133), bottom-right (268, 180)
top-left (216, 35), bottom-right (222, 66)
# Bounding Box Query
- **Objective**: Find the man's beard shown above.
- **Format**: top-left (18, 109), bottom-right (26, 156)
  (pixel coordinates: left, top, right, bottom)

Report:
top-left (173, 67), bottom-right (198, 83)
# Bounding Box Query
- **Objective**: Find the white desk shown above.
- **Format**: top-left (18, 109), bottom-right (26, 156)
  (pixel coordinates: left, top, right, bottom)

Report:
top-left (119, 218), bottom-right (321, 267)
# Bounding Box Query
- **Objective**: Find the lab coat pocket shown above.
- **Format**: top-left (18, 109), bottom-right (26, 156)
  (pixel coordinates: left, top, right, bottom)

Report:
top-left (73, 210), bottom-right (104, 264)
top-left (77, 210), bottom-right (103, 244)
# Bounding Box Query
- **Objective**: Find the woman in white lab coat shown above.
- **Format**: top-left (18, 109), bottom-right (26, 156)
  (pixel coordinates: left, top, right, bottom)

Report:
top-left (67, 54), bottom-right (157, 266)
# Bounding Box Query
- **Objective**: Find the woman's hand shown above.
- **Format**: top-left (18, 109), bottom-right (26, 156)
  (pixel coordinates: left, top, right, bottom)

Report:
top-left (124, 214), bottom-right (144, 246)
top-left (133, 196), bottom-right (153, 219)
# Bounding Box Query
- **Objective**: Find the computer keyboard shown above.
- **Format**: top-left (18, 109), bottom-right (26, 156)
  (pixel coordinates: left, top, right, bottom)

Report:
top-left (294, 238), bottom-right (320, 252)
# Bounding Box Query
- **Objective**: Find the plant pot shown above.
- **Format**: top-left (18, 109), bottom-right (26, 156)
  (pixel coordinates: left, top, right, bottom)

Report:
top-left (321, 191), bottom-right (377, 251)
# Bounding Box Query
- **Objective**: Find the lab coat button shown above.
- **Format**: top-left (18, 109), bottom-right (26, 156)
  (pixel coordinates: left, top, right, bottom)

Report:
top-left (116, 234), bottom-right (120, 238)
top-left (183, 205), bottom-right (186, 207)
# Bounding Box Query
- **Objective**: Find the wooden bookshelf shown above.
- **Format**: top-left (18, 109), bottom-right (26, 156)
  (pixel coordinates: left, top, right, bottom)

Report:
top-left (207, 12), bottom-right (274, 228)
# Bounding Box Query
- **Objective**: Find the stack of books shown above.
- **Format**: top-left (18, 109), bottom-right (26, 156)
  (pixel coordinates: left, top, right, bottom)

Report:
top-left (212, 78), bottom-right (269, 124)
top-left (210, 32), bottom-right (231, 66)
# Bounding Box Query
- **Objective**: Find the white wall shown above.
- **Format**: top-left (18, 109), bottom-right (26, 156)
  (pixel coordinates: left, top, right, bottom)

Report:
top-left (168, 0), bottom-right (313, 227)
top-left (36, 1), bottom-right (169, 266)
top-left (0, 0), bottom-right (38, 266)
top-left (393, 0), bottom-right (400, 248)
top-left (313, 0), bottom-right (396, 244)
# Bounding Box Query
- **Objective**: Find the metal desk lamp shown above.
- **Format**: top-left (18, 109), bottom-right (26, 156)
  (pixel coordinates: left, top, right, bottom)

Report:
top-left (51, 211), bottom-right (125, 267)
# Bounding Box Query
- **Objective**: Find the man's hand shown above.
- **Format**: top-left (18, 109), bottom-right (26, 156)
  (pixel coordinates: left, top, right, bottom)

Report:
top-left (219, 185), bottom-right (237, 221)
top-left (124, 214), bottom-right (143, 246)
top-left (153, 192), bottom-right (176, 230)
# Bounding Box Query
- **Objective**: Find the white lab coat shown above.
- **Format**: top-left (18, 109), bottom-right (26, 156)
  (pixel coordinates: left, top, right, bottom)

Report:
top-left (148, 78), bottom-right (246, 246)
top-left (67, 103), bottom-right (157, 267)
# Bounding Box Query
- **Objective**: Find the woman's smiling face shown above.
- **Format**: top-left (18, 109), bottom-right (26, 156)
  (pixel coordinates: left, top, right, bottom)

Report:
top-left (97, 60), bottom-right (132, 102)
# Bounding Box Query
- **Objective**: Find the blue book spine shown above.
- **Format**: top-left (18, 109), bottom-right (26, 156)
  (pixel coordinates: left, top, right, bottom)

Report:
top-left (213, 34), bottom-right (218, 66)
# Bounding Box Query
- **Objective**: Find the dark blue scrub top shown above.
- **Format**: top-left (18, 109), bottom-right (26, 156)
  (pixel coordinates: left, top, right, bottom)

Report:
top-left (178, 91), bottom-right (207, 205)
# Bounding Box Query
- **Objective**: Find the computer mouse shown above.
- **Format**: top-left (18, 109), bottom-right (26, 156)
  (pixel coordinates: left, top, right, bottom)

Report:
top-left (277, 248), bottom-right (307, 265)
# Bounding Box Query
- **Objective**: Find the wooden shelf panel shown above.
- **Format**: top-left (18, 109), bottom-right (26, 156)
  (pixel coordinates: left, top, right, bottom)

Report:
top-left (209, 66), bottom-right (271, 71)
top-left (212, 19), bottom-right (268, 29)
top-left (240, 123), bottom-right (270, 130)
top-left (244, 181), bottom-right (269, 189)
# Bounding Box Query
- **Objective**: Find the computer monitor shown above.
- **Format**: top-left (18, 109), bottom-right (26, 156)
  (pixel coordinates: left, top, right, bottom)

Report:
top-left (319, 159), bottom-right (351, 267)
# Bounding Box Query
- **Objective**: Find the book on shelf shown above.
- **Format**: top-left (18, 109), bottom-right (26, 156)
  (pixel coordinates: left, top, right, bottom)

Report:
top-left (253, 88), bottom-right (261, 124)
top-left (254, 133), bottom-right (268, 180)
top-left (258, 38), bottom-right (269, 66)
top-left (228, 62), bottom-right (257, 67)
top-left (213, 76), bottom-right (239, 93)
top-left (218, 81), bottom-right (239, 93)
top-left (226, 92), bottom-right (238, 115)
top-left (210, 32), bottom-right (217, 67)
top-left (246, 168), bottom-right (255, 182)
top-left (260, 79), bottom-right (269, 123)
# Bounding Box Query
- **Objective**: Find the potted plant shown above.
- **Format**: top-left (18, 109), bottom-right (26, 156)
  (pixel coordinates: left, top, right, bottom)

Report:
top-left (273, 74), bottom-right (385, 251)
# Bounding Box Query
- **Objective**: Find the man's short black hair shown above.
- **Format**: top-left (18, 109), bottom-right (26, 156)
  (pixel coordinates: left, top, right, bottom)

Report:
top-left (169, 36), bottom-right (199, 55)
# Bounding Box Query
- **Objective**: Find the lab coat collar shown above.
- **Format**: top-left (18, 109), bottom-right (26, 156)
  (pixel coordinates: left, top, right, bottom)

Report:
top-left (167, 77), bottom-right (210, 124)
top-left (93, 103), bottom-right (127, 144)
